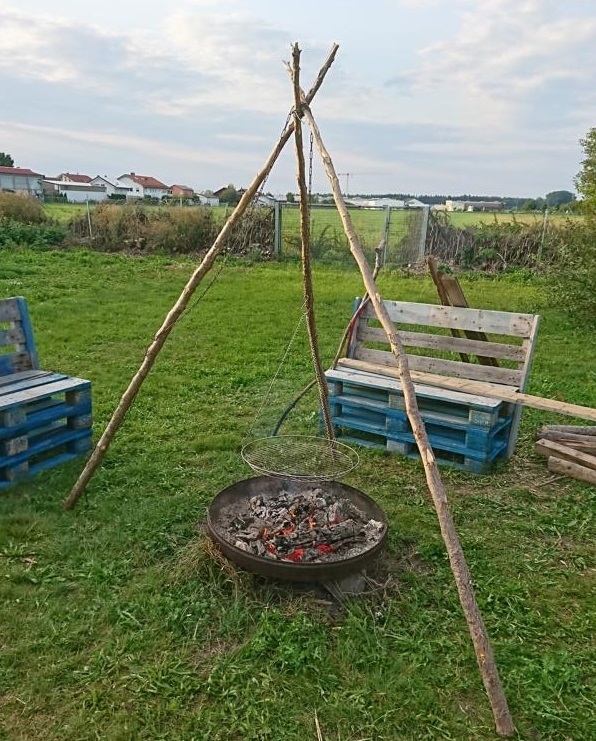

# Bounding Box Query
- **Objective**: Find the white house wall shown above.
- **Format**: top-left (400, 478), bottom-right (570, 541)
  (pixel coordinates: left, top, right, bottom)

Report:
top-left (0, 173), bottom-right (43, 195)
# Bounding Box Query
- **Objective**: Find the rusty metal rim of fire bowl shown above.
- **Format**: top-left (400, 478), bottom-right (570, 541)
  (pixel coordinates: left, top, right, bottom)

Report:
top-left (206, 476), bottom-right (387, 582)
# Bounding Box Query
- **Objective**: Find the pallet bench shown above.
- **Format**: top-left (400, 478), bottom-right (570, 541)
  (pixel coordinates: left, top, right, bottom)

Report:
top-left (0, 297), bottom-right (92, 490)
top-left (325, 298), bottom-right (540, 473)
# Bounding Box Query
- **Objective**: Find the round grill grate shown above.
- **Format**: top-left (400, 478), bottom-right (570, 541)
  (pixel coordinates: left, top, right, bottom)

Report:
top-left (241, 435), bottom-right (359, 481)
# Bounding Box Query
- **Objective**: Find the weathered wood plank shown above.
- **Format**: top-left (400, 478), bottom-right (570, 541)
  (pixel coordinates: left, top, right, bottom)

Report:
top-left (0, 378), bottom-right (90, 412)
top-left (357, 325), bottom-right (525, 362)
top-left (353, 346), bottom-right (523, 386)
top-left (0, 328), bottom-right (26, 347)
top-left (0, 370), bottom-right (50, 388)
top-left (0, 298), bottom-right (21, 323)
top-left (538, 425), bottom-right (596, 437)
top-left (336, 357), bottom-right (596, 422)
top-left (0, 353), bottom-right (36, 376)
top-left (427, 256), bottom-right (471, 363)
top-left (0, 373), bottom-right (68, 399)
top-left (535, 439), bottom-right (596, 471)
top-left (326, 366), bottom-right (504, 408)
top-left (548, 456), bottom-right (596, 485)
top-left (361, 300), bottom-right (535, 337)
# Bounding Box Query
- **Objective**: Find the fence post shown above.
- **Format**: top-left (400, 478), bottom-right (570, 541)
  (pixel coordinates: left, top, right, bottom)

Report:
top-left (274, 200), bottom-right (282, 256)
top-left (382, 206), bottom-right (391, 265)
top-left (416, 205), bottom-right (430, 262)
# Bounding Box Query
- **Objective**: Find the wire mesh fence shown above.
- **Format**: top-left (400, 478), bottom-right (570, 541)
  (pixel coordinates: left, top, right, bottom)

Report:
top-left (276, 203), bottom-right (430, 266)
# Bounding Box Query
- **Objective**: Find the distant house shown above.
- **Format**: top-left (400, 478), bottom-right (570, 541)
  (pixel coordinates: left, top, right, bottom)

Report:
top-left (195, 193), bottom-right (219, 206)
top-left (43, 179), bottom-right (108, 203)
top-left (445, 200), bottom-right (504, 212)
top-left (212, 186), bottom-right (231, 199)
top-left (171, 184), bottom-right (194, 199)
top-left (346, 197), bottom-right (406, 209)
top-left (117, 173), bottom-right (172, 199)
top-left (0, 166), bottom-right (43, 197)
top-left (89, 175), bottom-right (132, 198)
top-left (57, 173), bottom-right (93, 184)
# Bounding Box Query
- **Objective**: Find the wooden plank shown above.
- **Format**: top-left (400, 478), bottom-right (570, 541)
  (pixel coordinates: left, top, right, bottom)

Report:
top-left (535, 439), bottom-right (596, 471)
top-left (0, 378), bottom-right (90, 412)
top-left (0, 328), bottom-right (26, 347)
top-left (506, 313), bottom-right (541, 457)
top-left (436, 274), bottom-right (500, 367)
top-left (538, 425), bottom-right (596, 436)
top-left (353, 346), bottom-right (523, 386)
top-left (0, 353), bottom-right (36, 376)
top-left (357, 325), bottom-right (525, 362)
top-left (0, 298), bottom-right (21, 322)
top-left (15, 297), bottom-right (39, 370)
top-left (361, 300), bottom-right (535, 337)
top-left (427, 256), bottom-right (471, 363)
top-left (0, 370), bottom-right (51, 388)
top-left (0, 373), bottom-right (68, 399)
top-left (326, 366), bottom-right (504, 408)
top-left (336, 357), bottom-right (596, 422)
top-left (552, 440), bottom-right (596, 454)
top-left (548, 456), bottom-right (596, 485)
top-left (537, 430), bottom-right (596, 444)
top-left (0, 395), bottom-right (92, 439)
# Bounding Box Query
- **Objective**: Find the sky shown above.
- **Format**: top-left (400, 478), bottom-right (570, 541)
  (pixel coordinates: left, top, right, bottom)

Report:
top-left (1, 0), bottom-right (594, 198)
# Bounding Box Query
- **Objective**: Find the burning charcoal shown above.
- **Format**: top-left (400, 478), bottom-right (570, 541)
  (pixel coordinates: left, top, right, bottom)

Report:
top-left (281, 548), bottom-right (305, 562)
top-left (223, 486), bottom-right (384, 566)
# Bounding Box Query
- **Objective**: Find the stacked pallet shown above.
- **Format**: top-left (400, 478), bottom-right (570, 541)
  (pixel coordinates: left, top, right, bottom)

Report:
top-left (0, 296), bottom-right (93, 491)
top-left (326, 367), bottom-right (514, 474)
top-left (0, 371), bottom-right (92, 490)
top-left (535, 425), bottom-right (596, 484)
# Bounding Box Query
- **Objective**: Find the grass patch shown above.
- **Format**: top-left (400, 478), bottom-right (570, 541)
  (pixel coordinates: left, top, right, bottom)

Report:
top-left (0, 249), bottom-right (594, 740)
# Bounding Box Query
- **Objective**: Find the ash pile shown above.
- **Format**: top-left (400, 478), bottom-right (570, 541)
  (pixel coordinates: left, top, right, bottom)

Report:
top-left (226, 487), bottom-right (384, 564)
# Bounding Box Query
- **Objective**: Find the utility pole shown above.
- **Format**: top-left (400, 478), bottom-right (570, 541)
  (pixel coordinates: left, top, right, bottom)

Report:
top-left (338, 172), bottom-right (351, 197)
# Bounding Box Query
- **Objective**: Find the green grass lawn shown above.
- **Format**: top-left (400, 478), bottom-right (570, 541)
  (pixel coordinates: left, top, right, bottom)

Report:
top-left (0, 250), bottom-right (594, 740)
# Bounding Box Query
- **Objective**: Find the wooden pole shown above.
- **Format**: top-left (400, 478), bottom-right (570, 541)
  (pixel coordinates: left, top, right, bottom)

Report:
top-left (290, 43), bottom-right (334, 441)
top-left (64, 44), bottom-right (339, 510)
top-left (301, 102), bottom-right (515, 737)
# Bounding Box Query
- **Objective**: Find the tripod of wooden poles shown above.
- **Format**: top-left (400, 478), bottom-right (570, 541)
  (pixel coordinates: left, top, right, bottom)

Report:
top-left (64, 43), bottom-right (515, 737)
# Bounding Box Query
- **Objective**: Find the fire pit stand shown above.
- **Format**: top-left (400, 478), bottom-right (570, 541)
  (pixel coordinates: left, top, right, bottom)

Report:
top-left (207, 476), bottom-right (387, 582)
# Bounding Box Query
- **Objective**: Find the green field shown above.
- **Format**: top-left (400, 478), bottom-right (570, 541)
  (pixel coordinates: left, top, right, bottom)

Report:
top-left (0, 249), bottom-right (594, 740)
top-left (446, 210), bottom-right (581, 227)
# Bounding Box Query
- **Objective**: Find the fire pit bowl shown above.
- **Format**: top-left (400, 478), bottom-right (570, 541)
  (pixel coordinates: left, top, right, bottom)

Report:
top-left (206, 476), bottom-right (387, 582)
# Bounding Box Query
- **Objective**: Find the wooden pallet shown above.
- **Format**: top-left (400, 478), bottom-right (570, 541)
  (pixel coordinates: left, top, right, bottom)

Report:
top-left (326, 367), bottom-right (513, 474)
top-left (0, 371), bottom-right (92, 489)
top-left (0, 297), bottom-right (93, 490)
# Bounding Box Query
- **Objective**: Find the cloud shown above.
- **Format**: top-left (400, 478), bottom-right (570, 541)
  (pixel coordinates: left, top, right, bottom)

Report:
top-left (385, 0), bottom-right (596, 133)
top-left (0, 1), bottom-right (589, 195)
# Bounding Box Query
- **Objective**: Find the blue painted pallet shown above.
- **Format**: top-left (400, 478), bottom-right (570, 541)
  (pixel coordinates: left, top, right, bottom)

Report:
top-left (328, 394), bottom-right (511, 457)
top-left (0, 296), bottom-right (93, 489)
top-left (330, 428), bottom-right (499, 474)
top-left (0, 373), bottom-right (92, 489)
top-left (327, 376), bottom-right (512, 429)
top-left (325, 369), bottom-right (512, 473)
top-left (0, 426), bottom-right (92, 489)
